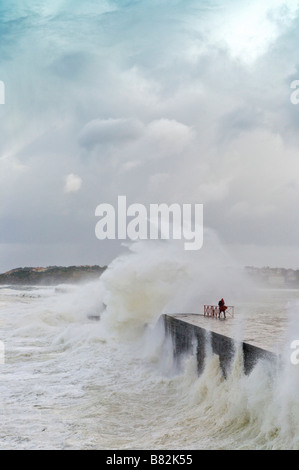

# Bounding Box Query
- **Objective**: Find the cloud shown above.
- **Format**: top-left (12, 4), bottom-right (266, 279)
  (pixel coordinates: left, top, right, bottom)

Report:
top-left (78, 118), bottom-right (144, 149)
top-left (1, 0), bottom-right (299, 271)
top-left (144, 119), bottom-right (195, 157)
top-left (64, 173), bottom-right (82, 193)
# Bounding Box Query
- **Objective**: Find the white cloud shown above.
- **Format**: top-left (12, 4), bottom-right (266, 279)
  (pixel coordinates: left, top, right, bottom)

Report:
top-left (145, 119), bottom-right (194, 156)
top-left (64, 173), bottom-right (82, 193)
top-left (186, 0), bottom-right (299, 65)
top-left (2, 0), bottom-right (299, 270)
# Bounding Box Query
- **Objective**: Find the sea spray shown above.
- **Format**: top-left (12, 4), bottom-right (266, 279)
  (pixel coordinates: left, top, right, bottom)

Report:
top-left (267, 300), bottom-right (299, 448)
top-left (166, 309), bottom-right (299, 449)
top-left (0, 266), bottom-right (298, 448)
top-left (98, 231), bottom-right (253, 339)
top-left (54, 237), bottom-right (299, 449)
top-left (1, 235), bottom-right (297, 449)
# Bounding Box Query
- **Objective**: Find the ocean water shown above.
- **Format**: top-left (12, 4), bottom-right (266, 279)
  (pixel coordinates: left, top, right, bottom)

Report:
top-left (0, 240), bottom-right (299, 450)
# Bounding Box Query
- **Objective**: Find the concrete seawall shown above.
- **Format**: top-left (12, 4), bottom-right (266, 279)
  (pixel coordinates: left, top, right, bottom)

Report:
top-left (163, 314), bottom-right (278, 377)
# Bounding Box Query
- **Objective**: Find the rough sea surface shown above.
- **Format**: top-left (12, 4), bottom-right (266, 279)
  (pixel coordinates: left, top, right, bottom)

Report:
top-left (0, 242), bottom-right (298, 450)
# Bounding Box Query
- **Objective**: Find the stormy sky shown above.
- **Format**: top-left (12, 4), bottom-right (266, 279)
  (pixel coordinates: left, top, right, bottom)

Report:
top-left (1, 0), bottom-right (299, 271)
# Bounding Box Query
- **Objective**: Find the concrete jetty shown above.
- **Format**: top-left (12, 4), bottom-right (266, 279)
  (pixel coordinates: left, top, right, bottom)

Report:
top-left (163, 313), bottom-right (279, 377)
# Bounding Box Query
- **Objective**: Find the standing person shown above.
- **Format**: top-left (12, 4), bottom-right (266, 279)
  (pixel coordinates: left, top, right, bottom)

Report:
top-left (218, 298), bottom-right (227, 319)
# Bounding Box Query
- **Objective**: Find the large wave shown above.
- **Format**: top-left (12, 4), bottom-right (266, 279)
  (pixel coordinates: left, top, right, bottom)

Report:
top-left (91, 235), bottom-right (299, 449)
top-left (98, 231), bottom-right (252, 336)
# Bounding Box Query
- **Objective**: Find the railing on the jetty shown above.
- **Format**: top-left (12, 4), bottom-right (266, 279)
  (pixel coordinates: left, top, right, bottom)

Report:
top-left (204, 305), bottom-right (234, 319)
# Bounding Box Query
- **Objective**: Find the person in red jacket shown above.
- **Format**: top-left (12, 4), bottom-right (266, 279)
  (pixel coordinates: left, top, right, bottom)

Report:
top-left (218, 298), bottom-right (227, 319)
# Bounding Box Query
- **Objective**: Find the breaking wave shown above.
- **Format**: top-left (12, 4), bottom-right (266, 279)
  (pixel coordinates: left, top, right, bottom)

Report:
top-left (0, 234), bottom-right (298, 449)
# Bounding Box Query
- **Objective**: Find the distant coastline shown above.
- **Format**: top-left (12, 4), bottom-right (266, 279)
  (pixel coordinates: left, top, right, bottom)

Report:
top-left (0, 265), bottom-right (107, 286)
top-left (0, 265), bottom-right (298, 289)
top-left (245, 266), bottom-right (299, 289)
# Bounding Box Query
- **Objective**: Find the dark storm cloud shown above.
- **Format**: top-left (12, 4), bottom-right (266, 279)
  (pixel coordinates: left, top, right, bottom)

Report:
top-left (78, 119), bottom-right (145, 149)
